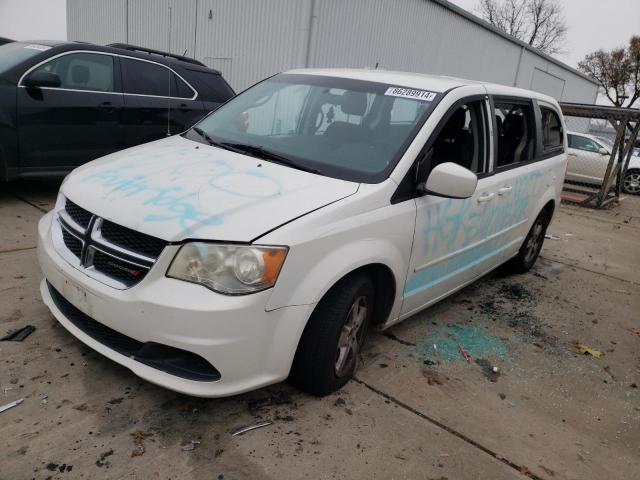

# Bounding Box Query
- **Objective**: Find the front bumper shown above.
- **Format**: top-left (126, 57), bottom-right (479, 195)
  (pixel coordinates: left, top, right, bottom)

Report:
top-left (37, 211), bottom-right (315, 397)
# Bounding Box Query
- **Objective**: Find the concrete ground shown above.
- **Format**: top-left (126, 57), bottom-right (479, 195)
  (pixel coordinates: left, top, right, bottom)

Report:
top-left (1, 181), bottom-right (638, 480)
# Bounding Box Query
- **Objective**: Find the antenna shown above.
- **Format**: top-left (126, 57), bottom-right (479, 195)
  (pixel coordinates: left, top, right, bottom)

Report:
top-left (167, 5), bottom-right (172, 137)
top-left (166, 70), bottom-right (171, 136)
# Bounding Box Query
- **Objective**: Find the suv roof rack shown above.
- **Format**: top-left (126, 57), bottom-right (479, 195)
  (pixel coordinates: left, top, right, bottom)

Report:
top-left (107, 43), bottom-right (206, 67)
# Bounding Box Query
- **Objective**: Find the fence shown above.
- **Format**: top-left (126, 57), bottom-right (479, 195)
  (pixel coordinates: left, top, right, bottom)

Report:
top-left (560, 103), bottom-right (640, 208)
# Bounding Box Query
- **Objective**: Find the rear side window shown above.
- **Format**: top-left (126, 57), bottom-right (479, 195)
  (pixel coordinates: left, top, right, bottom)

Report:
top-left (121, 58), bottom-right (173, 97)
top-left (174, 75), bottom-right (194, 99)
top-left (183, 69), bottom-right (235, 103)
top-left (31, 52), bottom-right (115, 92)
top-left (540, 107), bottom-right (563, 150)
top-left (494, 101), bottom-right (534, 168)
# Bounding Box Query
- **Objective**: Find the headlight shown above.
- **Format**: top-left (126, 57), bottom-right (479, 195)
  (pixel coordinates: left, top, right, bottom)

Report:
top-left (167, 243), bottom-right (288, 295)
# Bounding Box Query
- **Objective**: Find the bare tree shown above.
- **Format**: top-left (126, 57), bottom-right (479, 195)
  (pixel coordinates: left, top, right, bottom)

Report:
top-left (476, 0), bottom-right (567, 55)
top-left (578, 36), bottom-right (640, 108)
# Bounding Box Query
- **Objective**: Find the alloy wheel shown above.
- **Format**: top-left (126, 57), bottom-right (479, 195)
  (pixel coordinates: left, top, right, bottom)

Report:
top-left (524, 221), bottom-right (544, 264)
top-left (335, 296), bottom-right (368, 377)
top-left (623, 172), bottom-right (640, 195)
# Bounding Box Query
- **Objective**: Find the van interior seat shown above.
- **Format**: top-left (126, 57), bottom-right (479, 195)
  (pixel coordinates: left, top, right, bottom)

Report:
top-left (324, 91), bottom-right (369, 145)
top-left (499, 112), bottom-right (527, 166)
top-left (432, 107), bottom-right (473, 169)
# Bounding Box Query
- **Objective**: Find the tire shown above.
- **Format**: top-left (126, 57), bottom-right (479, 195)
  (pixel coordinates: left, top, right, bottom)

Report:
top-left (290, 274), bottom-right (374, 396)
top-left (505, 209), bottom-right (550, 274)
top-left (623, 169), bottom-right (640, 195)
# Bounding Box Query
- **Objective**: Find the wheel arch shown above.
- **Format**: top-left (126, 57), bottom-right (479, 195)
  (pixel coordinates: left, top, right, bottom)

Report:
top-left (319, 263), bottom-right (396, 328)
top-left (266, 237), bottom-right (407, 323)
top-left (542, 198), bottom-right (555, 220)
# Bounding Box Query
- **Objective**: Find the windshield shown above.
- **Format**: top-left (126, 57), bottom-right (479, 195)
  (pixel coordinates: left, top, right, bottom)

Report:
top-left (596, 136), bottom-right (614, 149)
top-left (0, 42), bottom-right (51, 75)
top-left (187, 74), bottom-right (441, 182)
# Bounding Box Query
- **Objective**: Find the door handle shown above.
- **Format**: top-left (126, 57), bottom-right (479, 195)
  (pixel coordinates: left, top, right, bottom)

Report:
top-left (179, 103), bottom-right (189, 112)
top-left (568, 153), bottom-right (578, 157)
top-left (97, 101), bottom-right (115, 113)
top-left (477, 192), bottom-right (495, 203)
top-left (497, 186), bottom-right (512, 196)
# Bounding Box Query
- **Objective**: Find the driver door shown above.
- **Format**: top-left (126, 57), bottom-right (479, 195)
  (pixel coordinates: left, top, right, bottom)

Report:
top-left (17, 52), bottom-right (124, 171)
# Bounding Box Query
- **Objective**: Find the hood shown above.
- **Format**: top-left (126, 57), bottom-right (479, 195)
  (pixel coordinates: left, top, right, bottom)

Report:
top-left (62, 136), bottom-right (359, 242)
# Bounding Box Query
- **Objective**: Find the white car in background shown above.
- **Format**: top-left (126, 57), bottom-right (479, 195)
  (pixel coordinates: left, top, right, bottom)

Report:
top-left (38, 69), bottom-right (567, 397)
top-left (566, 131), bottom-right (640, 194)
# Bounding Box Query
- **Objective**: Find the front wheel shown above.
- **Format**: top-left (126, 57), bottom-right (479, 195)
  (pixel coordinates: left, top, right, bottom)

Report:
top-left (505, 209), bottom-right (550, 274)
top-left (290, 274), bottom-right (374, 396)
top-left (623, 169), bottom-right (640, 195)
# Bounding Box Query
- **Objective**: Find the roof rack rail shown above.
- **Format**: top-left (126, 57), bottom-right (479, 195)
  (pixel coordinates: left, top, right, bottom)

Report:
top-left (107, 43), bottom-right (206, 67)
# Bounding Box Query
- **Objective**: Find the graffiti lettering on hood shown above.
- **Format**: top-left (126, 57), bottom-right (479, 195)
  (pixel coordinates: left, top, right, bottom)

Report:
top-left (82, 165), bottom-right (223, 234)
top-left (81, 157), bottom-right (283, 234)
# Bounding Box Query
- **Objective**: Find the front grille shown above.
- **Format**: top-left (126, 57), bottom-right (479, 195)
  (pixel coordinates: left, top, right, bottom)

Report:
top-left (61, 228), bottom-right (83, 259)
top-left (65, 199), bottom-right (92, 229)
top-left (54, 196), bottom-right (169, 289)
top-left (47, 282), bottom-right (221, 382)
top-left (100, 220), bottom-right (166, 258)
top-left (92, 249), bottom-right (148, 287)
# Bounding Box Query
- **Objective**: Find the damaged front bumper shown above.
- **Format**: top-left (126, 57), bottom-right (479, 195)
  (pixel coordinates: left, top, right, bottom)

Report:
top-left (37, 211), bottom-right (315, 397)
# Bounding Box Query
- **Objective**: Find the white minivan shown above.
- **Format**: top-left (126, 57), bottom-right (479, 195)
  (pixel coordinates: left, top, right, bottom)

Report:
top-left (38, 69), bottom-right (567, 397)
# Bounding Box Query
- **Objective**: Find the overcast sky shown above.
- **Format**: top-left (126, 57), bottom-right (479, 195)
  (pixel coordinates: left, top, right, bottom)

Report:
top-left (0, 0), bottom-right (67, 41)
top-left (448, 0), bottom-right (639, 67)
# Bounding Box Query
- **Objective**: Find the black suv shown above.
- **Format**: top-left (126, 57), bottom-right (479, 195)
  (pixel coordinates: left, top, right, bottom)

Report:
top-left (0, 41), bottom-right (235, 180)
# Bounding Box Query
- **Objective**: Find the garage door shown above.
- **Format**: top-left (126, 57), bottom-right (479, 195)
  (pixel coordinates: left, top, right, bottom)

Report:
top-left (530, 68), bottom-right (566, 100)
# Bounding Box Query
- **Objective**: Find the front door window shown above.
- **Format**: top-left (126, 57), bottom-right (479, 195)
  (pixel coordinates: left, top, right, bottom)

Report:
top-left (31, 53), bottom-right (115, 92)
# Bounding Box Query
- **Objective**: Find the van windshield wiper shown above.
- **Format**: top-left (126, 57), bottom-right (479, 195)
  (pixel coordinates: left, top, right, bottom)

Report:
top-left (191, 130), bottom-right (322, 175)
top-left (222, 142), bottom-right (323, 175)
top-left (192, 127), bottom-right (245, 155)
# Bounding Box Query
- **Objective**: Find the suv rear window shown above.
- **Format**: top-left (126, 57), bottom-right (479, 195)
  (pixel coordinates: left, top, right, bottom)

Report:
top-left (122, 58), bottom-right (171, 97)
top-left (121, 58), bottom-right (196, 99)
top-left (183, 69), bottom-right (234, 103)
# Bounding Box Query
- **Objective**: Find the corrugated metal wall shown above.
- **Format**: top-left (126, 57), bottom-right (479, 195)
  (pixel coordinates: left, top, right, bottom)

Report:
top-left (309, 0), bottom-right (523, 85)
top-left (67, 0), bottom-right (127, 45)
top-left (516, 50), bottom-right (597, 103)
top-left (194, 0), bottom-right (309, 90)
top-left (66, 0), bottom-right (598, 101)
top-left (127, 0), bottom-right (197, 57)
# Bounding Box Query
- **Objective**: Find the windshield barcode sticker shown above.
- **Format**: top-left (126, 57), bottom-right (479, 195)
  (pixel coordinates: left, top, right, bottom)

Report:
top-left (24, 44), bottom-right (51, 51)
top-left (384, 87), bottom-right (436, 101)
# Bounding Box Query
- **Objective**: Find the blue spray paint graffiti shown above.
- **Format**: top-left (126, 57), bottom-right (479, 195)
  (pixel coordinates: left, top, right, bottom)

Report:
top-left (81, 153), bottom-right (283, 234)
top-left (405, 170), bottom-right (545, 297)
top-left (82, 165), bottom-right (223, 234)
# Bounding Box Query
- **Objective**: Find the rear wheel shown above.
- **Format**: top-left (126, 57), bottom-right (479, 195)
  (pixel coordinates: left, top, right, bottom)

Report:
top-left (290, 274), bottom-right (374, 396)
top-left (623, 169), bottom-right (640, 195)
top-left (505, 209), bottom-right (550, 274)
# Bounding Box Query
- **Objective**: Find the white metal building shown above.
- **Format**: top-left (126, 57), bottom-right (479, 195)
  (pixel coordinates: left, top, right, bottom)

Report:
top-left (66, 0), bottom-right (598, 102)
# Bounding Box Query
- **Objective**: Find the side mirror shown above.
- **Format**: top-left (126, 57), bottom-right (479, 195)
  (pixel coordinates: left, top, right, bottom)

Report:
top-left (421, 162), bottom-right (478, 199)
top-left (598, 147), bottom-right (609, 156)
top-left (23, 71), bottom-right (61, 88)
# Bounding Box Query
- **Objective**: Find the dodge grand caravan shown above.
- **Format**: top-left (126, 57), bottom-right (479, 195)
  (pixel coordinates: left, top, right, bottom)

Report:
top-left (38, 69), bottom-right (567, 397)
